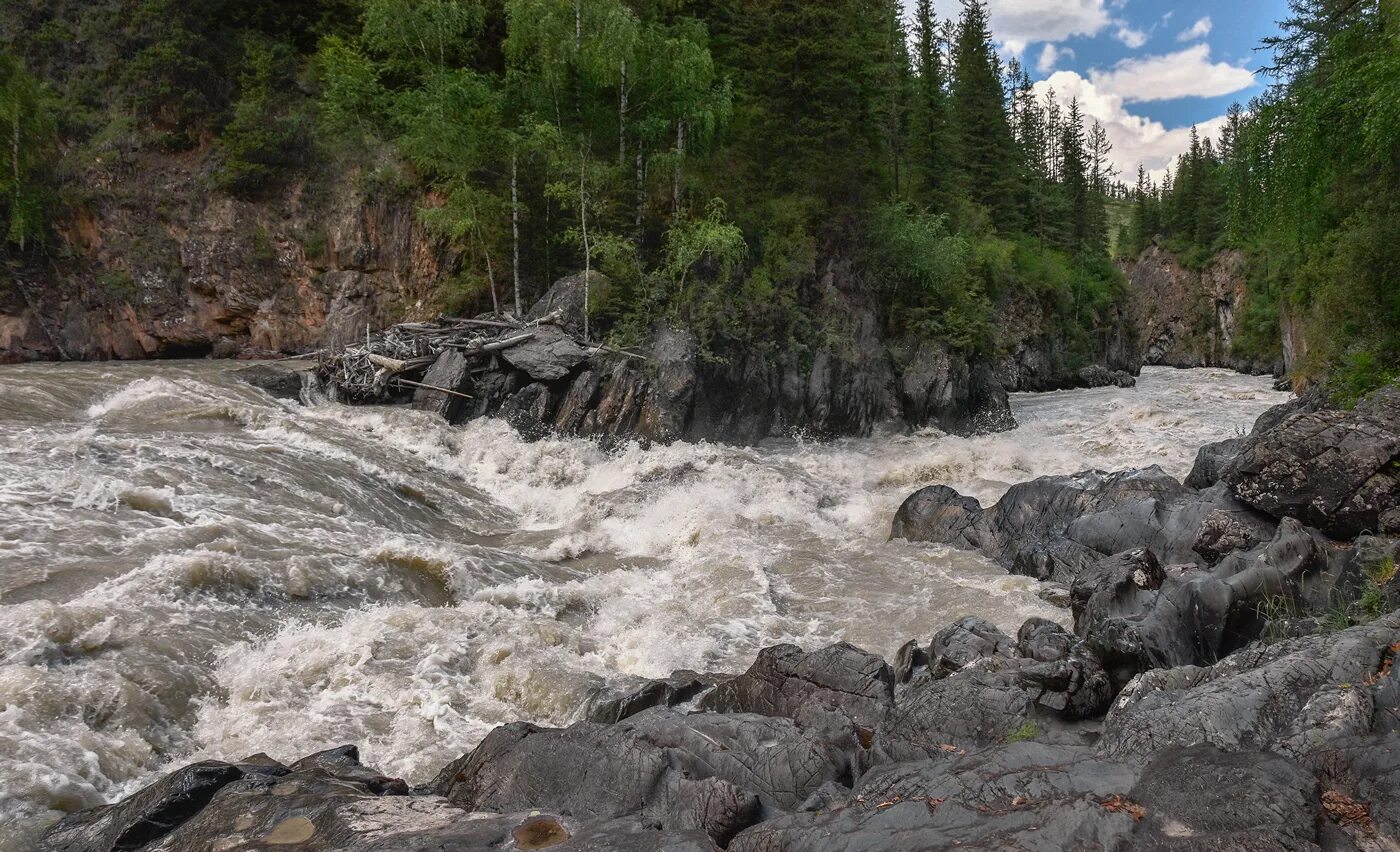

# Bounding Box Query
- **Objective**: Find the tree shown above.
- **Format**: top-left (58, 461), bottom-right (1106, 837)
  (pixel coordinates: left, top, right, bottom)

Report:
top-left (948, 0), bottom-right (1017, 226)
top-left (0, 53), bottom-right (54, 249)
top-left (911, 0), bottom-right (951, 211)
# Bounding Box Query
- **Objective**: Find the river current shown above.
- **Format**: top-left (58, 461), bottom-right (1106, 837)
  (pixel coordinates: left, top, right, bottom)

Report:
top-left (0, 362), bottom-right (1287, 844)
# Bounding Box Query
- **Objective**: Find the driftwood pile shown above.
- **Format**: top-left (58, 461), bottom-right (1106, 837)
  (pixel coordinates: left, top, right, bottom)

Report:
top-left (316, 311), bottom-right (638, 403)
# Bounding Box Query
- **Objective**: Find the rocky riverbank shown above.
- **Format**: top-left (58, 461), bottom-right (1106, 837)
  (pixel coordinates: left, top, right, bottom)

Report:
top-left (39, 379), bottom-right (1400, 850)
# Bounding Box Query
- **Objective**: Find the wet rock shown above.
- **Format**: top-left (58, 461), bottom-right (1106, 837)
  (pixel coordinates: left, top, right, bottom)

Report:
top-left (872, 651), bottom-right (1110, 764)
top-left (1224, 384), bottom-right (1400, 539)
top-left (499, 382), bottom-right (555, 440)
top-left (927, 616), bottom-right (1016, 678)
top-left (888, 485), bottom-right (983, 549)
top-left (1129, 745), bottom-right (1323, 850)
top-left (892, 640), bottom-right (929, 685)
top-left (1076, 365), bottom-right (1137, 388)
top-left (698, 642), bottom-right (895, 734)
top-left (583, 670), bottom-right (717, 724)
top-left (1017, 617), bottom-right (1076, 662)
top-left (1100, 612), bottom-right (1400, 763)
top-left (1192, 507), bottom-right (1269, 565)
top-left (1011, 538), bottom-right (1103, 584)
top-left (1185, 437), bottom-right (1246, 489)
top-left (500, 324), bottom-right (590, 382)
top-left (729, 743), bottom-right (1140, 852)
top-left (1306, 734), bottom-right (1400, 845)
top-left (230, 363), bottom-right (306, 402)
top-left (40, 760), bottom-right (280, 852)
top-left (289, 744), bottom-right (409, 796)
top-left (1071, 549), bottom-right (1166, 638)
top-left (411, 349), bottom-right (472, 421)
top-left (432, 708), bottom-right (849, 844)
top-left (1038, 585), bottom-right (1073, 608)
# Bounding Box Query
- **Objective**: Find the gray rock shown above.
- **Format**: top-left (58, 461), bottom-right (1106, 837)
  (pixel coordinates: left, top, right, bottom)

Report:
top-left (698, 642), bottom-right (895, 736)
top-left (231, 363), bottom-right (307, 402)
top-left (1017, 617), bottom-right (1076, 662)
top-left (432, 708), bottom-right (850, 844)
top-left (40, 760), bottom-right (282, 852)
top-left (927, 616), bottom-right (1016, 678)
top-left (1185, 437), bottom-right (1246, 489)
top-left (1224, 384), bottom-right (1400, 539)
top-left (411, 349), bottom-right (472, 421)
top-left (1100, 612), bottom-right (1400, 763)
top-left (1382, 507), bottom-right (1400, 535)
top-left (500, 324), bottom-right (590, 381)
top-left (729, 743), bottom-right (1140, 852)
top-left (1129, 745), bottom-right (1323, 850)
top-left (289, 744), bottom-right (409, 796)
top-left (583, 670), bottom-right (718, 724)
top-left (527, 271), bottom-right (604, 337)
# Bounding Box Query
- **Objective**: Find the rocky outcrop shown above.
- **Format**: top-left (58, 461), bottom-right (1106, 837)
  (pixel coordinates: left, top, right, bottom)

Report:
top-left (1, 150), bottom-right (450, 364)
top-left (1125, 243), bottom-right (1280, 375)
top-left (993, 292), bottom-right (1141, 392)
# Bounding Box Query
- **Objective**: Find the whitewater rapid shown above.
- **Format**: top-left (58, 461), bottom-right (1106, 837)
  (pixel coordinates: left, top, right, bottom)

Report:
top-left (0, 362), bottom-right (1287, 845)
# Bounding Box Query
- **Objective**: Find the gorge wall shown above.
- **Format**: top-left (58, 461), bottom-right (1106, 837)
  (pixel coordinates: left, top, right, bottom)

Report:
top-left (1123, 242), bottom-right (1282, 376)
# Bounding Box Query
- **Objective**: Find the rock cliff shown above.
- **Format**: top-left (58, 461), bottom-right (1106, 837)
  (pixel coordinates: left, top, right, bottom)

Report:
top-left (1123, 242), bottom-right (1280, 375)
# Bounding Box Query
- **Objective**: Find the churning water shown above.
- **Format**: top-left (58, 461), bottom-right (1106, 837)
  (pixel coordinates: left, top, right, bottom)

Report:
top-left (0, 362), bottom-right (1287, 844)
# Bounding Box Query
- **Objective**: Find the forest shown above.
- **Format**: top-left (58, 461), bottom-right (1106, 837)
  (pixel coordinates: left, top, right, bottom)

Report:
top-left (0, 0), bottom-right (1395, 395)
top-left (1125, 0), bottom-right (1400, 400)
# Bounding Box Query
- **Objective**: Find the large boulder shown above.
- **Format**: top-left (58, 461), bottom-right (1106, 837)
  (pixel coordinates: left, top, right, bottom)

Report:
top-left (1099, 612), bottom-right (1400, 764)
top-left (1185, 437), bottom-right (1246, 489)
top-left (231, 363), bottom-right (308, 402)
top-left (582, 670), bottom-right (719, 725)
top-left (499, 324), bottom-right (590, 382)
top-left (1224, 384), bottom-right (1400, 539)
top-left (411, 349), bottom-right (473, 421)
top-left (926, 616), bottom-right (1016, 679)
top-left (432, 708), bottom-right (851, 845)
top-left (698, 643), bottom-right (895, 736)
top-left (728, 743), bottom-right (1141, 852)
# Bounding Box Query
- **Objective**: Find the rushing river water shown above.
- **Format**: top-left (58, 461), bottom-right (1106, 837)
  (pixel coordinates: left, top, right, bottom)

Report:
top-left (0, 362), bottom-right (1287, 843)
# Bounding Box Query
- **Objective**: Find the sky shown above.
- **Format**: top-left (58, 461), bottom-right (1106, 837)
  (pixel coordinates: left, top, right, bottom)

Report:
top-left (906, 0), bottom-right (1293, 183)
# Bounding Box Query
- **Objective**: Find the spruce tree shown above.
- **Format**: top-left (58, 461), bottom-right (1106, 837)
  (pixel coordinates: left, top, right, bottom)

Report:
top-left (948, 0), bottom-right (1016, 227)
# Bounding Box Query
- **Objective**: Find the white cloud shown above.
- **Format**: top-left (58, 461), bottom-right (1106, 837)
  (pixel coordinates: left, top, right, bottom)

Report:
top-left (1035, 70), bottom-right (1232, 183)
top-left (922, 0), bottom-right (1111, 53)
top-left (1177, 16), bottom-right (1213, 42)
top-left (1114, 24), bottom-right (1148, 48)
top-left (1089, 44), bottom-right (1255, 103)
top-left (1036, 44), bottom-right (1075, 74)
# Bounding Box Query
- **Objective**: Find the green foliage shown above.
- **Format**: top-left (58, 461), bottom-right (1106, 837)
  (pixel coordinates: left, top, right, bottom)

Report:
top-left (0, 52), bottom-right (55, 248)
top-left (211, 38), bottom-right (308, 196)
top-left (1005, 723), bottom-right (1039, 743)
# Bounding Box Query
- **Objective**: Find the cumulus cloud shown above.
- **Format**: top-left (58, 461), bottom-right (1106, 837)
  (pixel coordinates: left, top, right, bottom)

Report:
top-left (1177, 16), bottom-right (1213, 42)
top-left (1090, 44), bottom-right (1255, 103)
top-left (923, 0), bottom-right (1111, 55)
top-left (1036, 44), bottom-right (1075, 75)
top-left (1114, 24), bottom-right (1149, 48)
top-left (1035, 70), bottom-right (1231, 182)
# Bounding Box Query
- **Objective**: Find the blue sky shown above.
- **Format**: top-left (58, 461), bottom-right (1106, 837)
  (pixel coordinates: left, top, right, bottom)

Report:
top-left (908, 0), bottom-right (1293, 180)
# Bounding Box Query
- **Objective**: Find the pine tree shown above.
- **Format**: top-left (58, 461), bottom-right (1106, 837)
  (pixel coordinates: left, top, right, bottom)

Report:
top-left (948, 0), bottom-right (1017, 227)
top-left (1058, 97), bottom-right (1089, 255)
top-left (911, 0), bottom-right (951, 211)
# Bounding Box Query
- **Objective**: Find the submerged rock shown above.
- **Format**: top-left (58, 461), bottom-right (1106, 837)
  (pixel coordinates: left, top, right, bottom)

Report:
top-left (230, 363), bottom-right (307, 401)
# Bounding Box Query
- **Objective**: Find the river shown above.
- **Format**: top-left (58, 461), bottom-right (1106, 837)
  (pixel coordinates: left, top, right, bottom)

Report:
top-left (0, 362), bottom-right (1287, 844)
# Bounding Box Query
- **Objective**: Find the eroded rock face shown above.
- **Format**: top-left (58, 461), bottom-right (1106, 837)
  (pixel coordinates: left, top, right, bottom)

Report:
top-left (1224, 385), bottom-right (1400, 539)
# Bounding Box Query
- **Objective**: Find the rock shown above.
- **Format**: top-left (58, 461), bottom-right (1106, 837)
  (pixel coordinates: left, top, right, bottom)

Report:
top-left (698, 642), bottom-right (895, 735)
top-left (1100, 612), bottom-right (1400, 763)
top-left (1224, 384), bottom-right (1400, 539)
top-left (1192, 507), bottom-right (1269, 565)
top-left (728, 743), bottom-right (1140, 852)
top-left (1185, 437), bottom-right (1246, 489)
top-left (432, 708), bottom-right (850, 845)
top-left (1011, 538), bottom-right (1103, 584)
top-left (1071, 549), bottom-right (1167, 638)
top-left (1129, 745), bottom-right (1323, 850)
top-left (872, 651), bottom-right (1110, 764)
top-left (926, 617), bottom-right (1016, 678)
top-left (892, 640), bottom-right (929, 685)
top-left (40, 760), bottom-right (282, 852)
top-left (1382, 507), bottom-right (1400, 535)
top-left (888, 485), bottom-right (983, 549)
top-left (582, 670), bottom-right (717, 724)
top-left (411, 350), bottom-right (472, 421)
top-left (527, 271), bottom-right (604, 337)
top-left (499, 324), bottom-right (590, 382)
top-left (1017, 617), bottom-right (1076, 662)
top-left (498, 381), bottom-right (555, 439)
top-left (1076, 365), bottom-right (1136, 388)
top-left (288, 744), bottom-right (409, 796)
top-left (230, 363), bottom-right (306, 401)
top-left (1038, 585), bottom-right (1073, 608)
top-left (892, 341), bottom-right (1015, 437)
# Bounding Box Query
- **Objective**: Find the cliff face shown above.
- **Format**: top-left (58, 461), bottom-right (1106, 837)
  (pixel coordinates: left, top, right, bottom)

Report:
top-left (0, 148), bottom-right (449, 363)
top-left (1123, 243), bottom-right (1279, 375)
